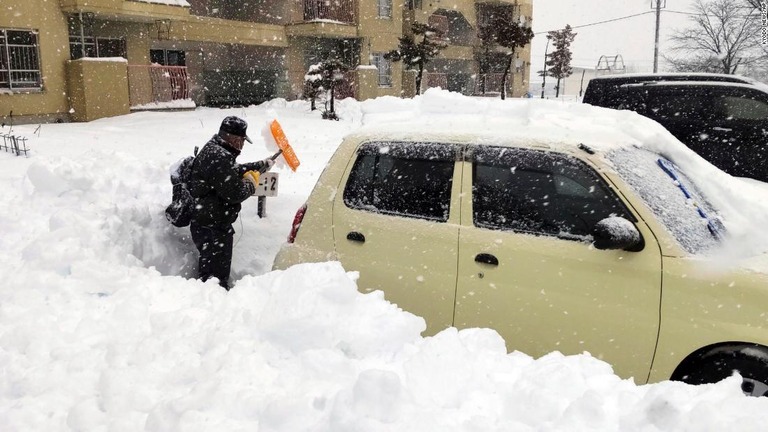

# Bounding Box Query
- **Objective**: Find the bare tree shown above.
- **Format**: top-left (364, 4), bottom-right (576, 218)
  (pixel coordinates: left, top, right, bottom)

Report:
top-left (665, 0), bottom-right (767, 74)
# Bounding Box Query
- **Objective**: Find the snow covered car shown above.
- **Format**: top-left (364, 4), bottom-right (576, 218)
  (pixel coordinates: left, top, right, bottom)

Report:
top-left (273, 110), bottom-right (768, 396)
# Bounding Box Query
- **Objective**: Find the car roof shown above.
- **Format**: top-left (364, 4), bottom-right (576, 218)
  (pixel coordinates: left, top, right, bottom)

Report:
top-left (588, 72), bottom-right (755, 84)
top-left (347, 129), bottom-right (595, 158)
top-left (351, 94), bottom-right (694, 168)
top-left (622, 80), bottom-right (763, 90)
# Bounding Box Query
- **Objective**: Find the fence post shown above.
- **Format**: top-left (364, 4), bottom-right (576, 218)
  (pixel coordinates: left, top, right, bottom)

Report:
top-left (258, 196), bottom-right (266, 218)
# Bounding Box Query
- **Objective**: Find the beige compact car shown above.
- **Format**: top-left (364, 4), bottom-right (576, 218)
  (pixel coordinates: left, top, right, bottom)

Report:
top-left (273, 127), bottom-right (768, 396)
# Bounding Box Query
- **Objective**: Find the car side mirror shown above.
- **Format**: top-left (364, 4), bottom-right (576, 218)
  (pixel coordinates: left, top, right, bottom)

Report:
top-left (592, 217), bottom-right (644, 252)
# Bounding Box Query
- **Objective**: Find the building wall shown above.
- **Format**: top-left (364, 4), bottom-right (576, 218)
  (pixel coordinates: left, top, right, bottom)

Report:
top-left (0, 1), bottom-right (71, 124)
top-left (67, 58), bottom-right (130, 122)
top-left (356, 0), bottom-right (405, 99)
top-left (2, 0), bottom-right (533, 123)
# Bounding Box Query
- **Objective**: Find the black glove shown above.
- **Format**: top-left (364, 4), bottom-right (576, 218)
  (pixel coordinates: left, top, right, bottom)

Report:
top-left (260, 158), bottom-right (276, 173)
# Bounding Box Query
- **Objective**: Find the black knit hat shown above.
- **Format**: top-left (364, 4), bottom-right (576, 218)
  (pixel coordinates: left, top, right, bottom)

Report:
top-left (219, 116), bottom-right (253, 143)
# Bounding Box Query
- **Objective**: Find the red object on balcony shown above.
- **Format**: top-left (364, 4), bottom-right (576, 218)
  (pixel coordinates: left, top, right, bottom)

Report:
top-left (151, 65), bottom-right (189, 100)
top-left (303, 0), bottom-right (355, 23)
top-left (333, 70), bottom-right (356, 100)
top-left (128, 65), bottom-right (190, 106)
top-left (423, 72), bottom-right (447, 91)
top-left (427, 14), bottom-right (449, 38)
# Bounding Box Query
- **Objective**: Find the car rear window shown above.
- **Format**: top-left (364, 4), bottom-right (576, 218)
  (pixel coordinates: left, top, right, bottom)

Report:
top-left (343, 141), bottom-right (455, 222)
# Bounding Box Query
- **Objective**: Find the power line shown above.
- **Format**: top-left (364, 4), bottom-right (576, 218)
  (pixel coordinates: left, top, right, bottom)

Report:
top-left (534, 11), bottom-right (655, 35)
top-left (664, 9), bottom-right (701, 16)
top-left (535, 8), bottom-right (763, 35)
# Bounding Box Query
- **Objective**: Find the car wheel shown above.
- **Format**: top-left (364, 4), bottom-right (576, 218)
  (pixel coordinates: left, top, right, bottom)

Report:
top-left (682, 348), bottom-right (768, 397)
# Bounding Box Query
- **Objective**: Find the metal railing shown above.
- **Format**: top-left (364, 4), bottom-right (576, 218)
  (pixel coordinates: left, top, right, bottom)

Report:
top-left (334, 70), bottom-right (356, 99)
top-left (1, 44), bottom-right (42, 90)
top-left (422, 72), bottom-right (448, 91)
top-left (1, 132), bottom-right (29, 157)
top-left (127, 65), bottom-right (190, 107)
top-left (303, 0), bottom-right (356, 23)
top-left (474, 73), bottom-right (513, 95)
top-left (427, 14), bottom-right (449, 37)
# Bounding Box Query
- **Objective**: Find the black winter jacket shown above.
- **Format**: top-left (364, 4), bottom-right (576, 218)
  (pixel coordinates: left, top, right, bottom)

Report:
top-left (188, 134), bottom-right (268, 227)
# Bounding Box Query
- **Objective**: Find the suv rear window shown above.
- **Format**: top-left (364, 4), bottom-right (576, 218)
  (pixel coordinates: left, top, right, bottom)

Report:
top-left (343, 142), bottom-right (455, 222)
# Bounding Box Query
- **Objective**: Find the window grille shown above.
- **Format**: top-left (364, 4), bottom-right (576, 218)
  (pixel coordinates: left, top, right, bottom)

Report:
top-left (0, 29), bottom-right (42, 90)
top-left (406, 0), bottom-right (422, 10)
top-left (68, 36), bottom-right (126, 60)
top-left (377, 0), bottom-right (392, 18)
top-left (372, 53), bottom-right (391, 87)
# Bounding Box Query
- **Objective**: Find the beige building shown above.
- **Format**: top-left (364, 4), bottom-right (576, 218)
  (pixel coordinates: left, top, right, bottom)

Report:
top-left (0, 0), bottom-right (532, 124)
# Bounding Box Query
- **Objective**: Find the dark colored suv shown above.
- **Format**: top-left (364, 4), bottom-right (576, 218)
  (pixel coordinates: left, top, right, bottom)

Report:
top-left (583, 74), bottom-right (768, 182)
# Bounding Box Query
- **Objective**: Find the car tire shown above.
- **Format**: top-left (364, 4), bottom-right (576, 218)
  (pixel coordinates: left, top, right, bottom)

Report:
top-left (681, 347), bottom-right (768, 397)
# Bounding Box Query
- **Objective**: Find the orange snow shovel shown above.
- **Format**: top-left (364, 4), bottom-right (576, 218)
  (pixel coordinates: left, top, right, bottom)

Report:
top-left (269, 119), bottom-right (300, 172)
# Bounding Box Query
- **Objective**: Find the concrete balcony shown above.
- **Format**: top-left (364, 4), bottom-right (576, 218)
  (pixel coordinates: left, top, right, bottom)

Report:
top-left (60, 0), bottom-right (190, 22)
top-left (475, 0), bottom-right (530, 5)
top-left (285, 0), bottom-right (358, 39)
top-left (173, 16), bottom-right (288, 47)
top-left (285, 22), bottom-right (358, 39)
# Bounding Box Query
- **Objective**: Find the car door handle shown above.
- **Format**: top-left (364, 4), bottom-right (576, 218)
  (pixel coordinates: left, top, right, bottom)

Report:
top-left (712, 127), bottom-right (732, 132)
top-left (475, 253), bottom-right (498, 266)
top-left (347, 231), bottom-right (365, 243)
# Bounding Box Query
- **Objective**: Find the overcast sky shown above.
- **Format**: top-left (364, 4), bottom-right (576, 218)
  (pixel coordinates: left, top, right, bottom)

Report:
top-left (531, 0), bottom-right (696, 74)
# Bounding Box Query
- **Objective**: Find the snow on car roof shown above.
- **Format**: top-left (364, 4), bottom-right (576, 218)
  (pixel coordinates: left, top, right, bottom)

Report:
top-left (356, 88), bottom-right (682, 156)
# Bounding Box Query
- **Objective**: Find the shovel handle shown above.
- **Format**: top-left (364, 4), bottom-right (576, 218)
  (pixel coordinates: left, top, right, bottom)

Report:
top-left (270, 149), bottom-right (283, 160)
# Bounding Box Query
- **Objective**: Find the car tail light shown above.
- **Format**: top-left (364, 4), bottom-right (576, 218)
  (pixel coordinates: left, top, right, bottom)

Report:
top-left (287, 204), bottom-right (307, 243)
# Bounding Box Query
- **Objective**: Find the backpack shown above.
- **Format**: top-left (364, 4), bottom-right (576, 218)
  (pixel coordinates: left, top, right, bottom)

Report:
top-left (165, 147), bottom-right (198, 227)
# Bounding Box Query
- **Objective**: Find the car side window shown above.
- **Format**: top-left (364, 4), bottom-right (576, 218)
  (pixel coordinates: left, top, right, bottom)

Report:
top-left (718, 95), bottom-right (768, 121)
top-left (343, 142), bottom-right (455, 222)
top-left (643, 89), bottom-right (715, 121)
top-left (472, 146), bottom-right (633, 238)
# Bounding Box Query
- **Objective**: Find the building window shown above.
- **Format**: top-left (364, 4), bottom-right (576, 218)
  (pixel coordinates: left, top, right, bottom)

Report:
top-left (68, 36), bottom-right (96, 59)
top-left (371, 53), bottom-right (391, 87)
top-left (68, 36), bottom-right (126, 60)
top-left (407, 0), bottom-right (422, 10)
top-left (0, 29), bottom-right (42, 90)
top-left (97, 38), bottom-right (126, 58)
top-left (150, 49), bottom-right (186, 66)
top-left (67, 17), bottom-right (125, 60)
top-left (377, 0), bottom-right (392, 18)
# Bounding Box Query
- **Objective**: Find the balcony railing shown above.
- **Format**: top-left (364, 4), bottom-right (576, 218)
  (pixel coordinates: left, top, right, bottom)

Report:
top-left (427, 14), bottom-right (449, 37)
top-left (422, 72), bottom-right (515, 96)
top-left (422, 72), bottom-right (448, 91)
top-left (304, 0), bottom-right (355, 23)
top-left (127, 65), bottom-right (190, 107)
top-left (475, 73), bottom-right (513, 95)
top-left (334, 70), bottom-right (356, 100)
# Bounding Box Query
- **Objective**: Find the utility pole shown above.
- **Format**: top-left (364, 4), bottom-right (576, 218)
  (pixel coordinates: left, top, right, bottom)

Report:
top-left (652, 0), bottom-right (666, 73)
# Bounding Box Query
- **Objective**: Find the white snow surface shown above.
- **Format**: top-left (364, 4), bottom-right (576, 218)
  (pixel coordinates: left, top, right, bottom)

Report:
top-left (1, 89), bottom-right (768, 431)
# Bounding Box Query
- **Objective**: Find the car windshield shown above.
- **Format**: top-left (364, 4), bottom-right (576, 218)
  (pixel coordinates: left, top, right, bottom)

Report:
top-left (607, 147), bottom-right (725, 255)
